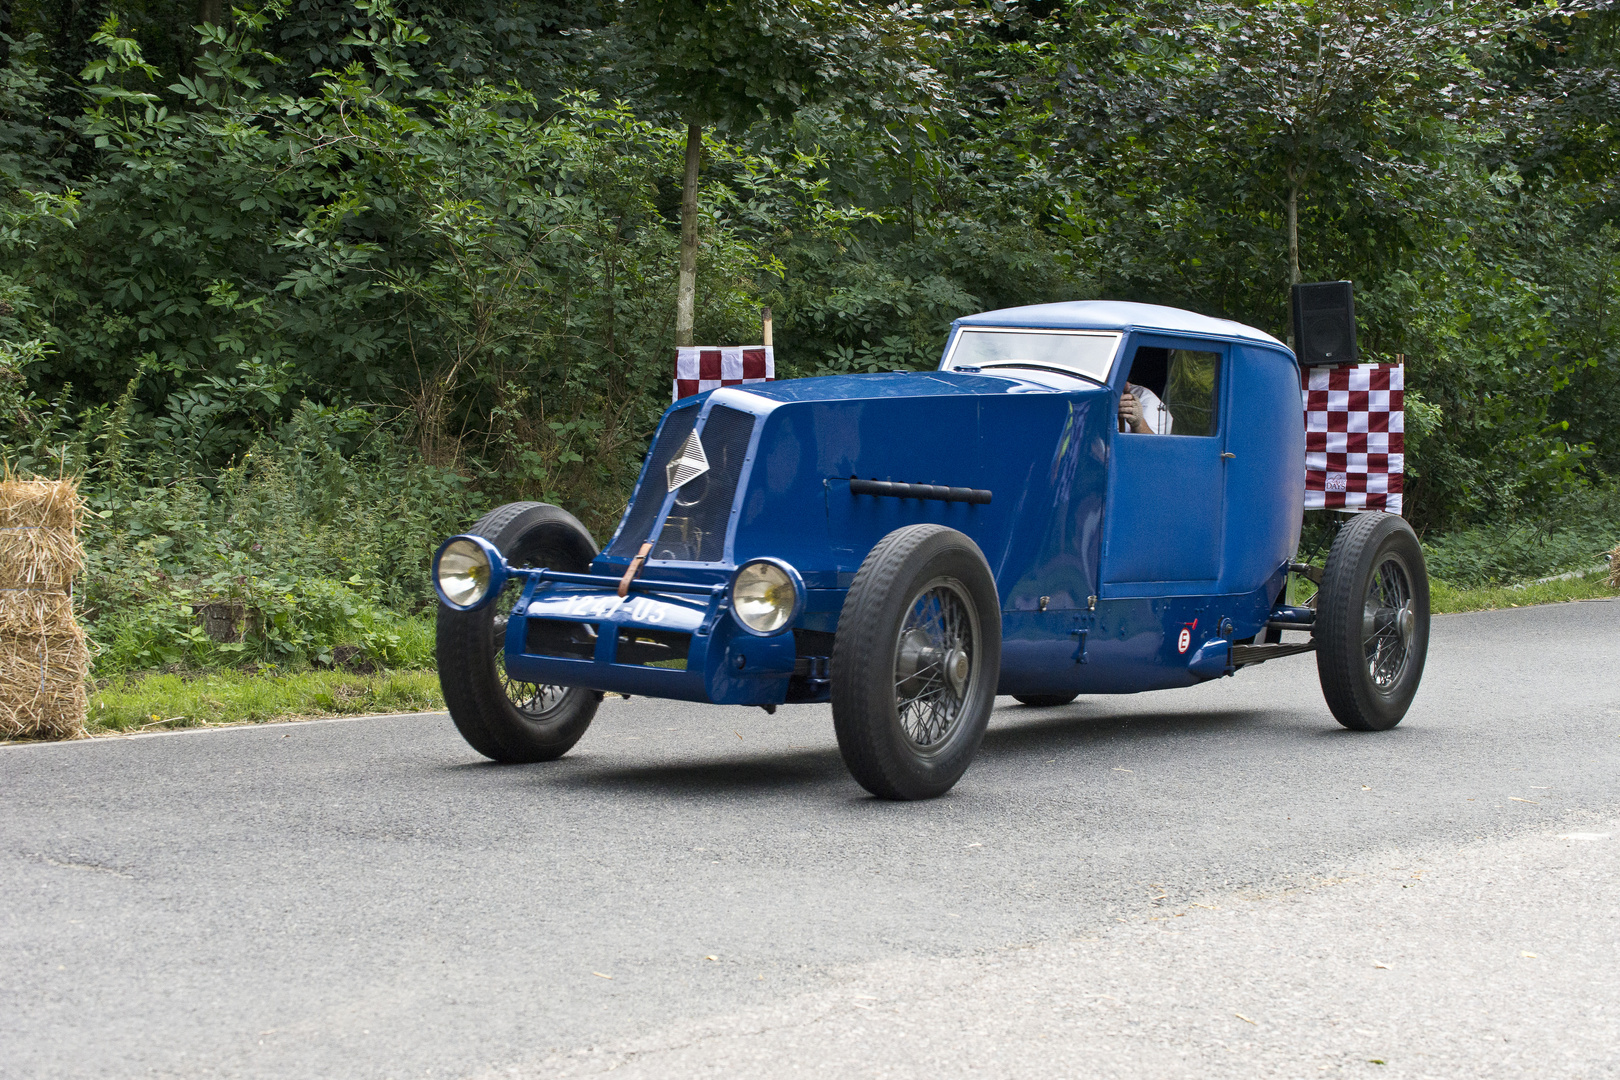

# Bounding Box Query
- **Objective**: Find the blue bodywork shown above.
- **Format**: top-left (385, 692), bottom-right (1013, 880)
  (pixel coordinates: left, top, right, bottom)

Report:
top-left (496, 301), bottom-right (1305, 706)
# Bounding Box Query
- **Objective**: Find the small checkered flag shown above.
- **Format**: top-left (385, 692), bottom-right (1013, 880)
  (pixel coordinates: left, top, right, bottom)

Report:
top-left (674, 346), bottom-right (775, 401)
top-left (1303, 362), bottom-right (1405, 515)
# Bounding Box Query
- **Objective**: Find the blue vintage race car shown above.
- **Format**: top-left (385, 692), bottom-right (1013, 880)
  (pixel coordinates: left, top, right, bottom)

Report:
top-left (433, 301), bottom-right (1429, 799)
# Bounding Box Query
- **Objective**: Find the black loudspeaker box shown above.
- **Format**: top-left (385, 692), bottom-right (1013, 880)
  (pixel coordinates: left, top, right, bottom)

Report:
top-left (1291, 280), bottom-right (1358, 367)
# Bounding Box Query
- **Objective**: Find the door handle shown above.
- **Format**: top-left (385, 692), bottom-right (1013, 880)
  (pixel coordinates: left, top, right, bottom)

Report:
top-left (1221, 452), bottom-right (1237, 460)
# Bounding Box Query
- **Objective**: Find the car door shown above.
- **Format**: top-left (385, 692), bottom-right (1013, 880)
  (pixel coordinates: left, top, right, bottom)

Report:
top-left (1100, 335), bottom-right (1229, 591)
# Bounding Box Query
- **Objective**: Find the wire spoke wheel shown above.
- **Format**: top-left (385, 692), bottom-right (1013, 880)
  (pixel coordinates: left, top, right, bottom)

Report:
top-left (1361, 556), bottom-right (1414, 693)
top-left (1315, 512), bottom-right (1430, 732)
top-left (438, 501), bottom-right (600, 762)
top-left (892, 579), bottom-right (978, 752)
top-left (832, 525), bottom-right (1001, 800)
top-left (491, 580), bottom-right (569, 721)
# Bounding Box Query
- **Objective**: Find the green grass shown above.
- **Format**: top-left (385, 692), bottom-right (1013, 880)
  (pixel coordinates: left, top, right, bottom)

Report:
top-left (1289, 565), bottom-right (1615, 614)
top-left (89, 667), bottom-right (444, 735)
top-left (1430, 568), bottom-right (1615, 613)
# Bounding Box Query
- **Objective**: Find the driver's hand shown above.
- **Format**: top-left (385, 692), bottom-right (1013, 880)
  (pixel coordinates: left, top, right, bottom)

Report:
top-left (1119, 392), bottom-right (1145, 433)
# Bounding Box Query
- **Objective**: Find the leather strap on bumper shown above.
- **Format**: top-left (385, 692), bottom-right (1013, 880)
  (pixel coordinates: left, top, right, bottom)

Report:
top-left (617, 541), bottom-right (654, 598)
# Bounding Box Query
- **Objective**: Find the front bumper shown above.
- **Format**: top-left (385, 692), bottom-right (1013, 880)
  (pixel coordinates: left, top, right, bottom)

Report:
top-left (501, 569), bottom-right (800, 706)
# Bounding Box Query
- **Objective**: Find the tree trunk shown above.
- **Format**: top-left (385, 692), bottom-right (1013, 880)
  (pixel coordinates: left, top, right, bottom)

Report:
top-left (604, 242), bottom-right (617, 390)
top-left (1287, 182), bottom-right (1301, 286)
top-left (676, 121), bottom-right (702, 348)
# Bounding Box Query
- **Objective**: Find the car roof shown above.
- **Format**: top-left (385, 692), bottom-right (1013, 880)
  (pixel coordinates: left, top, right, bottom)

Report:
top-left (954, 300), bottom-right (1286, 348)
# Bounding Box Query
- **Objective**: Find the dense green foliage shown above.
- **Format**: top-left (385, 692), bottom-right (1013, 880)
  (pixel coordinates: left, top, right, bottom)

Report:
top-left (0, 0), bottom-right (1616, 672)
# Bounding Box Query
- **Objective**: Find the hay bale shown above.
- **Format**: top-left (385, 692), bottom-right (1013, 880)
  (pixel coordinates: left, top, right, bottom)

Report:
top-left (1609, 543), bottom-right (1619, 590)
top-left (0, 478), bottom-right (90, 740)
top-left (0, 590), bottom-right (75, 635)
top-left (0, 479), bottom-right (80, 531)
top-left (0, 525), bottom-right (83, 591)
top-left (0, 631), bottom-right (89, 740)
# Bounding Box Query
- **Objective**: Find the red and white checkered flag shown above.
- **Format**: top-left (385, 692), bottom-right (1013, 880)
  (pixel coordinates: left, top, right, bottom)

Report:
top-left (674, 346), bottom-right (775, 401)
top-left (1303, 362), bottom-right (1405, 515)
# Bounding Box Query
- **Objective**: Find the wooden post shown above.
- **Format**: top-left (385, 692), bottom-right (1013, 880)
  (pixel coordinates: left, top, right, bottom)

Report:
top-left (762, 307), bottom-right (773, 348)
top-left (676, 122), bottom-right (702, 347)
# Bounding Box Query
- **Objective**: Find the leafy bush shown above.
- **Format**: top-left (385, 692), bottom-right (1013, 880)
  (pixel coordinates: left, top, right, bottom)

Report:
top-left (1293, 484), bottom-right (1618, 590)
top-left (78, 401), bottom-right (470, 674)
top-left (1421, 485), bottom-right (1620, 588)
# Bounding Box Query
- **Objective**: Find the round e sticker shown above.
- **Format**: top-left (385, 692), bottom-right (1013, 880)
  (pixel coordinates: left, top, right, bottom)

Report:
top-left (1177, 627), bottom-right (1191, 654)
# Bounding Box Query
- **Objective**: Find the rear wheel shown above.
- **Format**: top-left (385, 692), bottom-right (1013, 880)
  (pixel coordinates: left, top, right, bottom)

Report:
top-left (1014, 693), bottom-right (1078, 708)
top-left (1315, 512), bottom-right (1429, 731)
top-left (437, 502), bottom-right (600, 762)
top-left (831, 526), bottom-right (1001, 800)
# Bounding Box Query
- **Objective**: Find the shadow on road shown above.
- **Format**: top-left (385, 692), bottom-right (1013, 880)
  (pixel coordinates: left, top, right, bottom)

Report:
top-left (483, 704), bottom-right (1337, 801)
top-left (985, 700), bottom-right (1436, 751)
top-left (982, 704), bottom-right (1274, 753)
top-left (550, 747), bottom-right (848, 797)
top-left (440, 701), bottom-right (1431, 804)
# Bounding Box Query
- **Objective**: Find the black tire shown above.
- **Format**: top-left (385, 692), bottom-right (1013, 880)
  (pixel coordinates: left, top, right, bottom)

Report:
top-left (1014, 693), bottom-right (1078, 708)
top-left (831, 525), bottom-right (1001, 800)
top-left (1315, 512), bottom-right (1430, 731)
top-left (437, 502), bottom-right (601, 762)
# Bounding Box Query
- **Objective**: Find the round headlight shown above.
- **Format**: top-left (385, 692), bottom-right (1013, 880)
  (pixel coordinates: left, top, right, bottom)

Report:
top-left (436, 538), bottom-right (493, 608)
top-left (731, 560), bottom-right (799, 635)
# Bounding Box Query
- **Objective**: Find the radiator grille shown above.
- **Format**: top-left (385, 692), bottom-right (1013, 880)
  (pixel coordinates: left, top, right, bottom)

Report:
top-left (606, 405), bottom-right (697, 558)
top-left (654, 405), bottom-right (756, 563)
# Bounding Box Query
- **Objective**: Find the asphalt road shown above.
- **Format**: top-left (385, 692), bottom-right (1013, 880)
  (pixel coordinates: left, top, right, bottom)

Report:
top-left (3, 599), bottom-right (1618, 1079)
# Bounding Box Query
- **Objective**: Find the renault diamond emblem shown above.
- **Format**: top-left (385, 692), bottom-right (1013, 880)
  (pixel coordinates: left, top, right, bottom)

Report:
top-left (666, 431), bottom-right (710, 491)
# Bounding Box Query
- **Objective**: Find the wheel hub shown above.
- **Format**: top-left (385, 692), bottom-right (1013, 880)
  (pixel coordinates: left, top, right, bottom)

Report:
top-left (1396, 603), bottom-right (1415, 646)
top-left (945, 647), bottom-right (970, 695)
top-left (895, 629), bottom-right (938, 698)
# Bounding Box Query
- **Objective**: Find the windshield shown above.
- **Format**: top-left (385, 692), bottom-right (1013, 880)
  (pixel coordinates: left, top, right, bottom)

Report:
top-left (941, 328), bottom-right (1122, 385)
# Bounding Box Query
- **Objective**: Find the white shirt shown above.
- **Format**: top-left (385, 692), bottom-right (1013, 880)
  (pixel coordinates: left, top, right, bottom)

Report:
top-left (1125, 383), bottom-right (1173, 434)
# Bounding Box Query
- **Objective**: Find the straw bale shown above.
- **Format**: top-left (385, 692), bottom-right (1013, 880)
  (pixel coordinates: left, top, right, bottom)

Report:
top-left (0, 629), bottom-right (89, 740)
top-left (0, 478), bottom-right (89, 739)
top-left (0, 479), bottom-right (83, 589)
top-left (0, 479), bottom-right (82, 531)
top-left (1609, 543), bottom-right (1619, 590)
top-left (0, 589), bottom-right (76, 636)
top-left (0, 527), bottom-right (83, 590)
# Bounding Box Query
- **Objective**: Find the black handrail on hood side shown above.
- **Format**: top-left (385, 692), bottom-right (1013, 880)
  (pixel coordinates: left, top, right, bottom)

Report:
top-left (846, 478), bottom-right (993, 505)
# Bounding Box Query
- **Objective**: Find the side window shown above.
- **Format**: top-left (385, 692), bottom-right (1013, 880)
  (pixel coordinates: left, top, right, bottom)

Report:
top-left (1164, 349), bottom-right (1220, 437)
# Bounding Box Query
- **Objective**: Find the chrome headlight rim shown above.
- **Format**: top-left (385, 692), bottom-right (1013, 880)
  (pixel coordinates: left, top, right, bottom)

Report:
top-left (729, 557), bottom-right (805, 637)
top-left (432, 533), bottom-right (508, 611)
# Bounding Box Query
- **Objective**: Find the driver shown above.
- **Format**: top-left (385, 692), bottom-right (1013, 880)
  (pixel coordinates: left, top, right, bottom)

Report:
top-left (1119, 383), bottom-right (1172, 434)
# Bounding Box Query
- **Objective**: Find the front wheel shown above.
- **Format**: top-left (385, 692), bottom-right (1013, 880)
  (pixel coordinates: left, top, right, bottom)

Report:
top-left (1315, 512), bottom-right (1430, 731)
top-left (831, 525), bottom-right (1001, 800)
top-left (437, 502), bottom-right (601, 762)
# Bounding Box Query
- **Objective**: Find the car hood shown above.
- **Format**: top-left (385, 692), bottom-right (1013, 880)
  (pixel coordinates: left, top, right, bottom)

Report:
top-left (696, 369), bottom-right (1075, 408)
top-left (601, 369), bottom-right (1114, 601)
